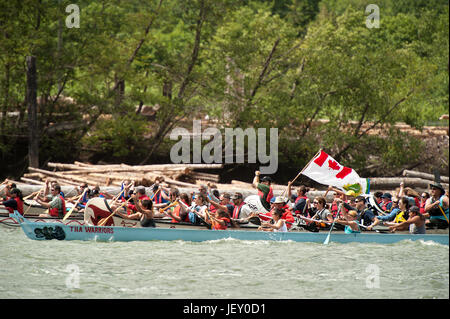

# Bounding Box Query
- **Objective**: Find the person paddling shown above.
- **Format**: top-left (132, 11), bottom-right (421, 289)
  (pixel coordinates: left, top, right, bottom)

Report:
top-left (252, 171), bottom-right (273, 211)
top-left (205, 209), bottom-right (230, 230)
top-left (389, 206), bottom-right (426, 234)
top-left (423, 183), bottom-right (449, 229)
top-left (1, 188), bottom-right (24, 215)
top-left (116, 194), bottom-right (155, 228)
top-left (335, 209), bottom-right (361, 234)
top-left (258, 208), bottom-right (287, 232)
top-left (166, 193), bottom-right (191, 223)
top-left (34, 184), bottom-right (66, 218)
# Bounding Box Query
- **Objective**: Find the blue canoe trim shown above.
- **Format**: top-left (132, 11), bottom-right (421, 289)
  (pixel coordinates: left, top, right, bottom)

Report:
top-left (10, 211), bottom-right (449, 245)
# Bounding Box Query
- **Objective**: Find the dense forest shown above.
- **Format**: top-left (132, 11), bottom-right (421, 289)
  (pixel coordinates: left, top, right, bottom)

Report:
top-left (0, 0), bottom-right (448, 182)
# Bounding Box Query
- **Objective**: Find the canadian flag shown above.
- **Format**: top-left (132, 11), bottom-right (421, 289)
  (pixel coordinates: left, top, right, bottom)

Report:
top-left (302, 150), bottom-right (369, 196)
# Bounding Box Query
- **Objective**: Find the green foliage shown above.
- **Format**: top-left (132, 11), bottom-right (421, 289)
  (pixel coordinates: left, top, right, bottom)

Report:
top-left (82, 114), bottom-right (149, 158)
top-left (0, 0), bottom-right (447, 177)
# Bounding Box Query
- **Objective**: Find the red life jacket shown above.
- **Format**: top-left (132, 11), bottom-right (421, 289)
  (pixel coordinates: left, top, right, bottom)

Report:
top-left (258, 186), bottom-right (274, 205)
top-left (382, 200), bottom-right (392, 211)
top-left (419, 201), bottom-right (426, 214)
top-left (331, 201), bottom-right (339, 217)
top-left (213, 217), bottom-right (230, 230)
top-left (281, 205), bottom-right (295, 229)
top-left (127, 194), bottom-right (150, 213)
top-left (232, 202), bottom-right (245, 219)
top-left (6, 197), bottom-right (24, 215)
top-left (209, 203), bottom-right (217, 214)
top-left (49, 195), bottom-right (66, 218)
top-left (294, 196), bottom-right (308, 214)
top-left (153, 191), bottom-right (166, 204)
top-left (260, 206), bottom-right (294, 229)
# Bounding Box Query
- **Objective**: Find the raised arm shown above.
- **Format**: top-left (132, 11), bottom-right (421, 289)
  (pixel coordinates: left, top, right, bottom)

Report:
top-left (207, 198), bottom-right (227, 211)
top-left (252, 171), bottom-right (260, 188)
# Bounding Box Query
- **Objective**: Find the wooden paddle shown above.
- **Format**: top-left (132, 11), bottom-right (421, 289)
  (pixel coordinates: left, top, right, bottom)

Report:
top-left (159, 201), bottom-right (178, 215)
top-left (323, 206), bottom-right (341, 245)
top-left (151, 188), bottom-right (161, 201)
top-left (63, 188), bottom-right (88, 221)
top-left (108, 186), bottom-right (128, 209)
top-left (24, 185), bottom-right (47, 216)
top-left (98, 196), bottom-right (133, 226)
top-left (299, 215), bottom-right (332, 225)
top-left (437, 204), bottom-right (449, 223)
top-left (23, 190), bottom-right (41, 201)
top-left (248, 216), bottom-right (261, 225)
top-left (177, 200), bottom-right (211, 229)
top-left (204, 208), bottom-right (219, 229)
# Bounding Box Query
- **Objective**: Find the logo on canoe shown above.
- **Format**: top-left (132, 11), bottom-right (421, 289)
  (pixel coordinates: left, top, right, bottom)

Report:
top-left (34, 226), bottom-right (66, 240)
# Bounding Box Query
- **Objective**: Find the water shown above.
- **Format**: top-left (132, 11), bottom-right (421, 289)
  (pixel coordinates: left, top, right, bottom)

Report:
top-left (0, 226), bottom-right (448, 299)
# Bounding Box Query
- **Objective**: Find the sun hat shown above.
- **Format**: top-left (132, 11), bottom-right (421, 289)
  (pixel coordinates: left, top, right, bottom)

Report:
top-left (429, 183), bottom-right (445, 194)
top-left (381, 193), bottom-right (392, 200)
top-left (273, 196), bottom-right (286, 204)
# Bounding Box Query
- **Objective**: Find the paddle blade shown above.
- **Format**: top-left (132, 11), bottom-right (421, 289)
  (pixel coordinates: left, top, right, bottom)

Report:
top-left (248, 216), bottom-right (261, 225)
top-left (62, 206), bottom-right (75, 221)
top-left (323, 234), bottom-right (330, 245)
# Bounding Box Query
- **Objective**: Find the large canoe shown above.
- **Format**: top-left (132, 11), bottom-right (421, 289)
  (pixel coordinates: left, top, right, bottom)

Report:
top-left (0, 211), bottom-right (260, 231)
top-left (9, 211), bottom-right (449, 245)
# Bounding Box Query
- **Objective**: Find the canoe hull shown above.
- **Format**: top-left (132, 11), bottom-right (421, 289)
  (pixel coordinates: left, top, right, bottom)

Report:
top-left (0, 212), bottom-right (259, 231)
top-left (11, 212), bottom-right (449, 245)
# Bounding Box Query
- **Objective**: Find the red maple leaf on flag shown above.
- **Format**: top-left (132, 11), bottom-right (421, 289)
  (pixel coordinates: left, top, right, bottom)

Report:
top-left (328, 159), bottom-right (340, 171)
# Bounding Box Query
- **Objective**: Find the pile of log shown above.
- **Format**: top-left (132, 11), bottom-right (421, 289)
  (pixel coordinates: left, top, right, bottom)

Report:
top-left (21, 162), bottom-right (223, 189)
top-left (367, 169), bottom-right (449, 192)
top-left (18, 163), bottom-right (449, 196)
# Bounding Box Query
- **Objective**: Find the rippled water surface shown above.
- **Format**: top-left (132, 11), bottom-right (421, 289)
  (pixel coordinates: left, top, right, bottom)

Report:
top-left (0, 226), bottom-right (448, 299)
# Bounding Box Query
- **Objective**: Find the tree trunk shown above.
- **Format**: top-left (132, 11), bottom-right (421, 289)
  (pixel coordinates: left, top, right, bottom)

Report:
top-left (26, 56), bottom-right (39, 168)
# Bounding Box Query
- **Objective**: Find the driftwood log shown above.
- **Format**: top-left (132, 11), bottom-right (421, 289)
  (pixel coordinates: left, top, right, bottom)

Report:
top-left (369, 177), bottom-right (449, 190)
top-left (402, 169), bottom-right (449, 184)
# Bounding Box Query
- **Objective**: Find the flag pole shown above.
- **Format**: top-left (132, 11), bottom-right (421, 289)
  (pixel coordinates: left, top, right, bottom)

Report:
top-left (281, 149), bottom-right (322, 197)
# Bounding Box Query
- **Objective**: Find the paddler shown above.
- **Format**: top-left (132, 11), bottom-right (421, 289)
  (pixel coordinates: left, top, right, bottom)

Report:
top-left (288, 183), bottom-right (310, 217)
top-left (309, 196), bottom-right (333, 227)
top-left (34, 184), bottom-right (66, 218)
top-left (151, 180), bottom-right (169, 206)
top-left (1, 180), bottom-right (17, 200)
top-left (271, 196), bottom-right (295, 229)
top-left (204, 209), bottom-right (230, 230)
top-left (126, 186), bottom-right (150, 215)
top-left (335, 209), bottom-right (361, 234)
top-left (207, 192), bottom-right (234, 218)
top-left (423, 182), bottom-right (449, 229)
top-left (115, 193), bottom-right (155, 227)
top-left (70, 183), bottom-right (89, 212)
top-left (166, 192), bottom-right (191, 223)
top-left (389, 206), bottom-right (426, 234)
top-left (1, 188), bottom-right (24, 215)
top-left (252, 171), bottom-right (273, 211)
top-left (258, 208), bottom-right (287, 232)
